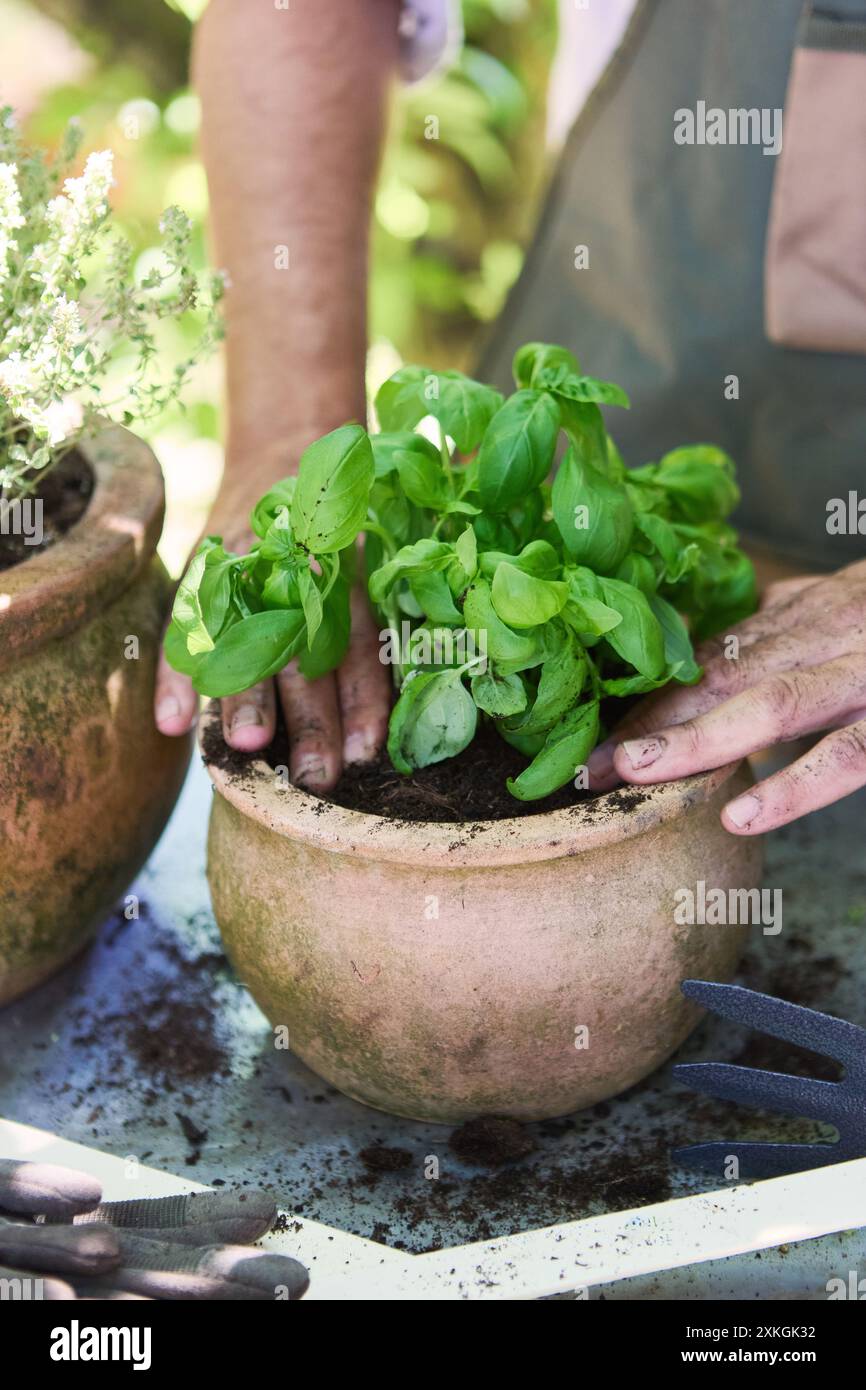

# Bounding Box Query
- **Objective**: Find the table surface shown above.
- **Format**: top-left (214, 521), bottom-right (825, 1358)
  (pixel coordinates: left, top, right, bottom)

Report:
top-left (1, 754), bottom-right (864, 1298)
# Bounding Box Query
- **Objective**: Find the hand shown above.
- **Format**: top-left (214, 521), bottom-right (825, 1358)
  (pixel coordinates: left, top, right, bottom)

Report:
top-left (587, 559), bottom-right (866, 834)
top-left (154, 517), bottom-right (391, 791)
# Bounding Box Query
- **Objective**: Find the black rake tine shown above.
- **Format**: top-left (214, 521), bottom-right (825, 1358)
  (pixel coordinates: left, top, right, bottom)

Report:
top-left (673, 1140), bottom-right (843, 1181)
top-left (672, 1062), bottom-right (844, 1124)
top-left (682, 979), bottom-right (866, 1075)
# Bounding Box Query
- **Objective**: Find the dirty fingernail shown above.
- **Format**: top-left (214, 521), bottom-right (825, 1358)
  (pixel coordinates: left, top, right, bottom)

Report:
top-left (156, 695), bottom-right (180, 724)
top-left (621, 736), bottom-right (665, 770)
top-left (587, 739), bottom-right (615, 779)
top-left (343, 732), bottom-right (376, 765)
top-left (294, 756), bottom-right (327, 788)
top-left (232, 704), bottom-right (263, 733)
top-left (725, 793), bottom-right (761, 828)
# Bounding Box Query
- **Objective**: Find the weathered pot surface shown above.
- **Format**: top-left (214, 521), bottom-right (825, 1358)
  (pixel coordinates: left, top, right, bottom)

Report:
top-left (202, 702), bottom-right (764, 1123)
top-left (0, 426), bottom-right (190, 1005)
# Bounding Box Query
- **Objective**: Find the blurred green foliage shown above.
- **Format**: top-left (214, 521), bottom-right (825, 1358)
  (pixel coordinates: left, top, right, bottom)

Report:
top-left (373, 0), bottom-right (557, 369)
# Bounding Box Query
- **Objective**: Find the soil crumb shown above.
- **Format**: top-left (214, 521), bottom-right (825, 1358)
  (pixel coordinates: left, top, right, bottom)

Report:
top-left (359, 1144), bottom-right (413, 1174)
top-left (449, 1115), bottom-right (536, 1168)
top-left (0, 451), bottom-right (93, 571)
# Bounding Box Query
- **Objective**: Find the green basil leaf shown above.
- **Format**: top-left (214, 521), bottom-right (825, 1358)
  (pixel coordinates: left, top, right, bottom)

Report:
top-left (454, 523), bottom-right (477, 578)
top-left (512, 342), bottom-right (581, 389)
top-left (506, 700), bottom-right (600, 801)
top-left (163, 618), bottom-right (206, 677)
top-left (536, 368), bottom-right (630, 409)
top-left (504, 627), bottom-right (587, 737)
top-left (368, 537), bottom-right (453, 604)
top-left (557, 400), bottom-right (609, 469)
top-left (562, 567), bottom-right (624, 636)
top-left (562, 596), bottom-right (623, 638)
top-left (249, 479), bottom-right (296, 539)
top-left (261, 563), bottom-right (301, 611)
top-left (689, 546), bottom-right (757, 641)
top-left (387, 669), bottom-right (477, 774)
top-left (195, 545), bottom-right (238, 642)
top-left (470, 667), bottom-right (527, 718)
top-left (506, 487), bottom-right (545, 546)
top-left (410, 568), bottom-right (463, 624)
top-left (291, 424), bottom-right (374, 554)
top-left (601, 671), bottom-right (677, 697)
top-left (462, 578), bottom-right (542, 668)
top-left (480, 538), bottom-right (560, 581)
top-left (370, 430), bottom-right (439, 479)
top-left (633, 511), bottom-right (679, 568)
top-left (297, 565), bottom-right (324, 648)
top-left (477, 389), bottom-right (560, 512)
top-left (490, 562), bottom-right (568, 629)
top-left (471, 512), bottom-right (518, 554)
top-left (395, 447), bottom-right (450, 510)
top-left (298, 575), bottom-right (351, 680)
top-left (656, 445), bottom-right (740, 522)
top-left (368, 479), bottom-right (412, 549)
top-left (497, 724), bottom-right (547, 758)
top-left (614, 551), bottom-right (657, 595)
top-left (552, 447), bottom-right (634, 573)
top-left (193, 609), bottom-right (306, 697)
top-left (647, 593), bottom-right (702, 684)
top-left (259, 506), bottom-right (296, 562)
top-left (598, 577), bottom-right (666, 679)
top-left (376, 367), bottom-right (503, 453)
top-left (231, 566), bottom-right (263, 618)
top-left (172, 548), bottom-right (215, 655)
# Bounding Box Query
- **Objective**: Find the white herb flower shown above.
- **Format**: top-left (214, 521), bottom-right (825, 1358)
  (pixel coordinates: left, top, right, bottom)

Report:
top-left (0, 115), bottom-right (222, 501)
top-left (0, 352), bottom-right (51, 439)
top-left (34, 149), bottom-right (115, 292)
top-left (0, 161), bottom-right (25, 284)
top-left (46, 294), bottom-right (82, 353)
top-left (0, 351), bottom-right (39, 405)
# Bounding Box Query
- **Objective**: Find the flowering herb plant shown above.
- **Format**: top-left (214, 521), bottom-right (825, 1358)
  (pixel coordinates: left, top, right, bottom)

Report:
top-left (0, 110), bottom-right (224, 505)
top-left (167, 342), bottom-right (757, 801)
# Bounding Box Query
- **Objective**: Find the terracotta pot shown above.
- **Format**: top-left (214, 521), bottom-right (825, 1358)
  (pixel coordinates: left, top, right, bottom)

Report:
top-left (202, 703), bottom-right (763, 1123)
top-left (0, 426), bottom-right (190, 1005)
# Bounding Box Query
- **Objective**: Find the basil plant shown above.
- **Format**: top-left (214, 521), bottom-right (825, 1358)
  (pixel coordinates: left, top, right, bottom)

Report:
top-left (166, 342), bottom-right (756, 802)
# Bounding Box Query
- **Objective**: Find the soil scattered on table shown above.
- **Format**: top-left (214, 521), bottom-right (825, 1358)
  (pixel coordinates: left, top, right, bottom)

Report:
top-left (359, 1144), bottom-right (413, 1174)
top-left (449, 1115), bottom-right (537, 1167)
top-left (0, 451), bottom-right (93, 571)
top-left (384, 1138), bottom-right (673, 1249)
top-left (202, 704), bottom-right (655, 824)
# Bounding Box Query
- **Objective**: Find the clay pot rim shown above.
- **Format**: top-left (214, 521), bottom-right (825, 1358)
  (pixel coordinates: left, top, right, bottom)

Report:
top-left (200, 701), bottom-right (743, 869)
top-left (0, 423), bottom-right (164, 667)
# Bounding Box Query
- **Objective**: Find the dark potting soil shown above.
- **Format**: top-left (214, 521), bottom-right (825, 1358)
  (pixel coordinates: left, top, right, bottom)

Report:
top-left (201, 703), bottom-right (654, 824)
top-left (449, 1115), bottom-right (537, 1168)
top-left (359, 1144), bottom-right (414, 1174)
top-left (0, 451), bottom-right (93, 571)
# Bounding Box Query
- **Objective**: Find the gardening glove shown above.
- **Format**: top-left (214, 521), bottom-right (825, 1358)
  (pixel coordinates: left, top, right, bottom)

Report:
top-left (74, 1190), bottom-right (309, 1300)
top-left (0, 1213), bottom-right (121, 1300)
top-left (0, 1158), bottom-right (308, 1301)
top-left (0, 1158), bottom-right (118, 1297)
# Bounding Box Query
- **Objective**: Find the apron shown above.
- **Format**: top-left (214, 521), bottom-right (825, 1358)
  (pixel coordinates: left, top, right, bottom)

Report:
top-left (477, 0), bottom-right (866, 571)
